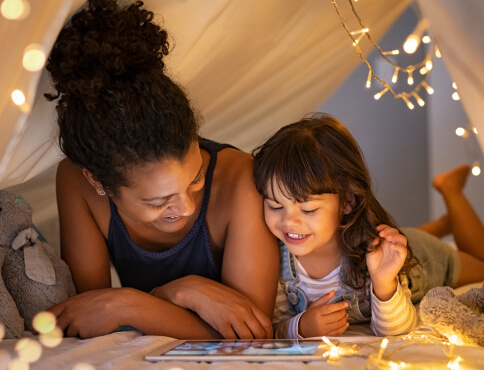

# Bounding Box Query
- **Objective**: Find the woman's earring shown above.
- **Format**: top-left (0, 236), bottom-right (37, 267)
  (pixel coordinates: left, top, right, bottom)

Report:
top-left (99, 189), bottom-right (106, 196)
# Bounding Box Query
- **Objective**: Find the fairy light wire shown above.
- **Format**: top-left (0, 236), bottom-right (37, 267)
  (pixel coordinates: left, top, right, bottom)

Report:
top-left (331, 0), bottom-right (436, 107)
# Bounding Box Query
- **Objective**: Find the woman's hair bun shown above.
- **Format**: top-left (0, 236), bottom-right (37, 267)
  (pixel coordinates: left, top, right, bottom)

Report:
top-left (46, 0), bottom-right (169, 102)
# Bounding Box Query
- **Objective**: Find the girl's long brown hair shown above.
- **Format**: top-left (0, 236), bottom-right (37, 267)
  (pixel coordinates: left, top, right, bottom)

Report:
top-left (253, 113), bottom-right (417, 289)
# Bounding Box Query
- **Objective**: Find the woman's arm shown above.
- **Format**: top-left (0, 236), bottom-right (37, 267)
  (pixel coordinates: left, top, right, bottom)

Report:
top-left (54, 159), bottom-right (221, 339)
top-left (154, 150), bottom-right (280, 339)
top-left (219, 150), bottom-right (280, 327)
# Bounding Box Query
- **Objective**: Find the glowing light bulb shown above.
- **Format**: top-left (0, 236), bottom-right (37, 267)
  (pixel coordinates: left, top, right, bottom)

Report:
top-left (452, 82), bottom-right (458, 89)
top-left (407, 70), bottom-right (414, 85)
top-left (72, 363), bottom-right (96, 370)
top-left (39, 326), bottom-right (63, 348)
top-left (473, 127), bottom-right (478, 134)
top-left (403, 19), bottom-right (429, 54)
top-left (435, 45), bottom-right (441, 58)
top-left (422, 35), bottom-right (431, 43)
top-left (33, 311), bottom-right (57, 334)
top-left (23, 44), bottom-right (46, 72)
top-left (425, 60), bottom-right (433, 70)
top-left (422, 81), bottom-right (434, 94)
top-left (15, 338), bottom-right (42, 363)
top-left (402, 95), bottom-right (414, 110)
top-left (366, 70), bottom-right (372, 88)
top-left (420, 67), bottom-right (428, 75)
top-left (1, 0), bottom-right (29, 20)
top-left (403, 36), bottom-right (419, 54)
top-left (7, 358), bottom-right (29, 370)
top-left (452, 92), bottom-right (460, 101)
top-left (392, 68), bottom-right (399, 83)
top-left (472, 165), bottom-right (481, 176)
top-left (11, 89), bottom-right (25, 105)
top-left (455, 127), bottom-right (467, 137)
top-left (374, 87), bottom-right (389, 100)
top-left (412, 92), bottom-right (425, 106)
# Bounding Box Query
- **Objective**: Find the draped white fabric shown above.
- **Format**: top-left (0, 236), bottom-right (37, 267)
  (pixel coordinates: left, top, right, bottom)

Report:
top-left (0, 0), bottom-right (409, 190)
top-left (416, 0), bottom-right (484, 152)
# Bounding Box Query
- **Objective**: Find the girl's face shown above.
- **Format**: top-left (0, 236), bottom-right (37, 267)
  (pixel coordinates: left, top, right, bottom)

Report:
top-left (114, 141), bottom-right (205, 233)
top-left (263, 180), bottom-right (341, 257)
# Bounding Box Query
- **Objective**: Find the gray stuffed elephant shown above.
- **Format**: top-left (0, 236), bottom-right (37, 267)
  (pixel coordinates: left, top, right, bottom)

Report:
top-left (0, 190), bottom-right (76, 339)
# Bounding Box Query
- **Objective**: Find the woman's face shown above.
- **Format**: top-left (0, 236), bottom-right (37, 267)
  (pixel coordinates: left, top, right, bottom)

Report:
top-left (114, 141), bottom-right (205, 233)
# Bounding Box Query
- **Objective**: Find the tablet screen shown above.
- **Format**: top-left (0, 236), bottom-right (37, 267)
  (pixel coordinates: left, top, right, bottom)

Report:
top-left (162, 339), bottom-right (321, 356)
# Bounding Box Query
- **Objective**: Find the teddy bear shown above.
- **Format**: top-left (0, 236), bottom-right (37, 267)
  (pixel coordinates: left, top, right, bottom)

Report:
top-left (419, 282), bottom-right (484, 347)
top-left (0, 190), bottom-right (76, 339)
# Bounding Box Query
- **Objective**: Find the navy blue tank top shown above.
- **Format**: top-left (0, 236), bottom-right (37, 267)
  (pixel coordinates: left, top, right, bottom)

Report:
top-left (106, 138), bottom-right (233, 293)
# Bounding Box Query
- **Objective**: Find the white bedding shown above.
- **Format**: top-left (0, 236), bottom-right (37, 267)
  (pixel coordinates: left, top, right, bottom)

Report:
top-left (2, 328), bottom-right (484, 370)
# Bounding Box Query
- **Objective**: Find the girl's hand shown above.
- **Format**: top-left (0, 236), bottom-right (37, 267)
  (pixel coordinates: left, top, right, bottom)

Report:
top-left (152, 275), bottom-right (273, 339)
top-left (366, 224), bottom-right (407, 301)
top-left (298, 291), bottom-right (349, 338)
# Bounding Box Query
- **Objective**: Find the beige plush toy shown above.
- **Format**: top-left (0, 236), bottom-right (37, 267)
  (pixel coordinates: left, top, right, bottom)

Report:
top-left (0, 190), bottom-right (76, 339)
top-left (419, 282), bottom-right (484, 347)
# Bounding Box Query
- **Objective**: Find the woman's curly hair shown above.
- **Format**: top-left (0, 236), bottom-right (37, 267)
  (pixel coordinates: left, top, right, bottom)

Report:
top-left (252, 113), bottom-right (418, 290)
top-left (45, 0), bottom-right (199, 196)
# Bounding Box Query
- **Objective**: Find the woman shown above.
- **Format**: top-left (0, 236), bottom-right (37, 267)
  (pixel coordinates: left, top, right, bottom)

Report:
top-left (46, 0), bottom-right (279, 339)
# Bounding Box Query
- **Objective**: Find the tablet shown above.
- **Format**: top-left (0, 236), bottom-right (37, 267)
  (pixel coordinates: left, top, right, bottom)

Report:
top-left (144, 338), bottom-right (326, 362)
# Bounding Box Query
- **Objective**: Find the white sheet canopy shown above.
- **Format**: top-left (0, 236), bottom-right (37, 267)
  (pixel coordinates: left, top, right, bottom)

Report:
top-left (1, 0), bottom-right (483, 247)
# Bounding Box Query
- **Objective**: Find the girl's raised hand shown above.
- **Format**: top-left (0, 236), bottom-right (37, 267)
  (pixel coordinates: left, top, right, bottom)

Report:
top-left (298, 290), bottom-right (349, 338)
top-left (366, 224), bottom-right (407, 301)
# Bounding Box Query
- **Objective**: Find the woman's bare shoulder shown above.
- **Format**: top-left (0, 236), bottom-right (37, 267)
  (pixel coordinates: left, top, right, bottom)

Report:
top-left (57, 159), bottom-right (96, 199)
top-left (214, 147), bottom-right (254, 189)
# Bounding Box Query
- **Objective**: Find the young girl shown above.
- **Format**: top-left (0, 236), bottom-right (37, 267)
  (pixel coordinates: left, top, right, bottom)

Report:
top-left (44, 0), bottom-right (279, 339)
top-left (252, 113), bottom-right (484, 339)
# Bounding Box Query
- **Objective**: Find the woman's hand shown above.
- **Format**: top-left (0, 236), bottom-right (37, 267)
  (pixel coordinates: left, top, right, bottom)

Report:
top-left (153, 275), bottom-right (273, 339)
top-left (299, 291), bottom-right (349, 338)
top-left (48, 288), bottom-right (135, 338)
top-left (366, 224), bottom-right (407, 301)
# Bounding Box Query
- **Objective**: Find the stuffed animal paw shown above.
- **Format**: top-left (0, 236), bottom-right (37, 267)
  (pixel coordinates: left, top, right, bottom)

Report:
top-left (419, 282), bottom-right (484, 346)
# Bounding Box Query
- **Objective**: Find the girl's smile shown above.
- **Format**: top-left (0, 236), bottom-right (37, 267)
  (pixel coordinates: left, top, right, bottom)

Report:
top-left (263, 180), bottom-right (342, 258)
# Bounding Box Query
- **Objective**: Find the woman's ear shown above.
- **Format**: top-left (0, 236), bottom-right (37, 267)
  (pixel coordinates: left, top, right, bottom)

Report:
top-left (82, 168), bottom-right (104, 193)
top-left (343, 193), bottom-right (355, 214)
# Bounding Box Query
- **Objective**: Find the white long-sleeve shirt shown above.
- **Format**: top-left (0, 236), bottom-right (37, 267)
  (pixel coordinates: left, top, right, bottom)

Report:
top-left (272, 260), bottom-right (417, 338)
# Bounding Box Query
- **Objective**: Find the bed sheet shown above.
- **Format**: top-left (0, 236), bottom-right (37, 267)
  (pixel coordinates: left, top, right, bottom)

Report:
top-left (2, 328), bottom-right (484, 370)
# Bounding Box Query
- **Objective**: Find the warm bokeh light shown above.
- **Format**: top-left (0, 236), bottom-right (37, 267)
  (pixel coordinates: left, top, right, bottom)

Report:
top-left (15, 338), bottom-right (42, 363)
top-left (452, 82), bottom-right (458, 89)
top-left (39, 326), bottom-right (63, 348)
top-left (33, 311), bottom-right (57, 334)
top-left (11, 90), bottom-right (25, 105)
top-left (422, 35), bottom-right (431, 43)
top-left (1, 0), bottom-right (29, 20)
top-left (22, 44), bottom-right (46, 72)
top-left (452, 92), bottom-right (460, 101)
top-left (455, 127), bottom-right (466, 137)
top-left (403, 35), bottom-right (419, 54)
top-left (72, 363), bottom-right (96, 370)
top-left (472, 165), bottom-right (481, 176)
top-left (473, 127), bottom-right (478, 134)
top-left (7, 358), bottom-right (29, 370)
top-left (425, 60), bottom-right (432, 71)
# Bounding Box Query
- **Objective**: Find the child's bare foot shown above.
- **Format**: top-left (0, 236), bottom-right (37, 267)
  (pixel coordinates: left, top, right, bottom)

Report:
top-left (432, 164), bottom-right (470, 195)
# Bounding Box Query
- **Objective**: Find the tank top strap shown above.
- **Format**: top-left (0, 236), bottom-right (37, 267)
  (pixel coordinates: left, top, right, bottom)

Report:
top-left (197, 137), bottom-right (236, 219)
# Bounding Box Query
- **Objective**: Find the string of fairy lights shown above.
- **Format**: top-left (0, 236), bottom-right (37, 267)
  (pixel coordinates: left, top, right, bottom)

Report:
top-left (331, 0), bottom-right (481, 176)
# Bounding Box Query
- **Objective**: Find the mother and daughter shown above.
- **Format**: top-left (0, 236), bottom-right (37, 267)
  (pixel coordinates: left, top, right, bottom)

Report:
top-left (45, 0), bottom-right (484, 339)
